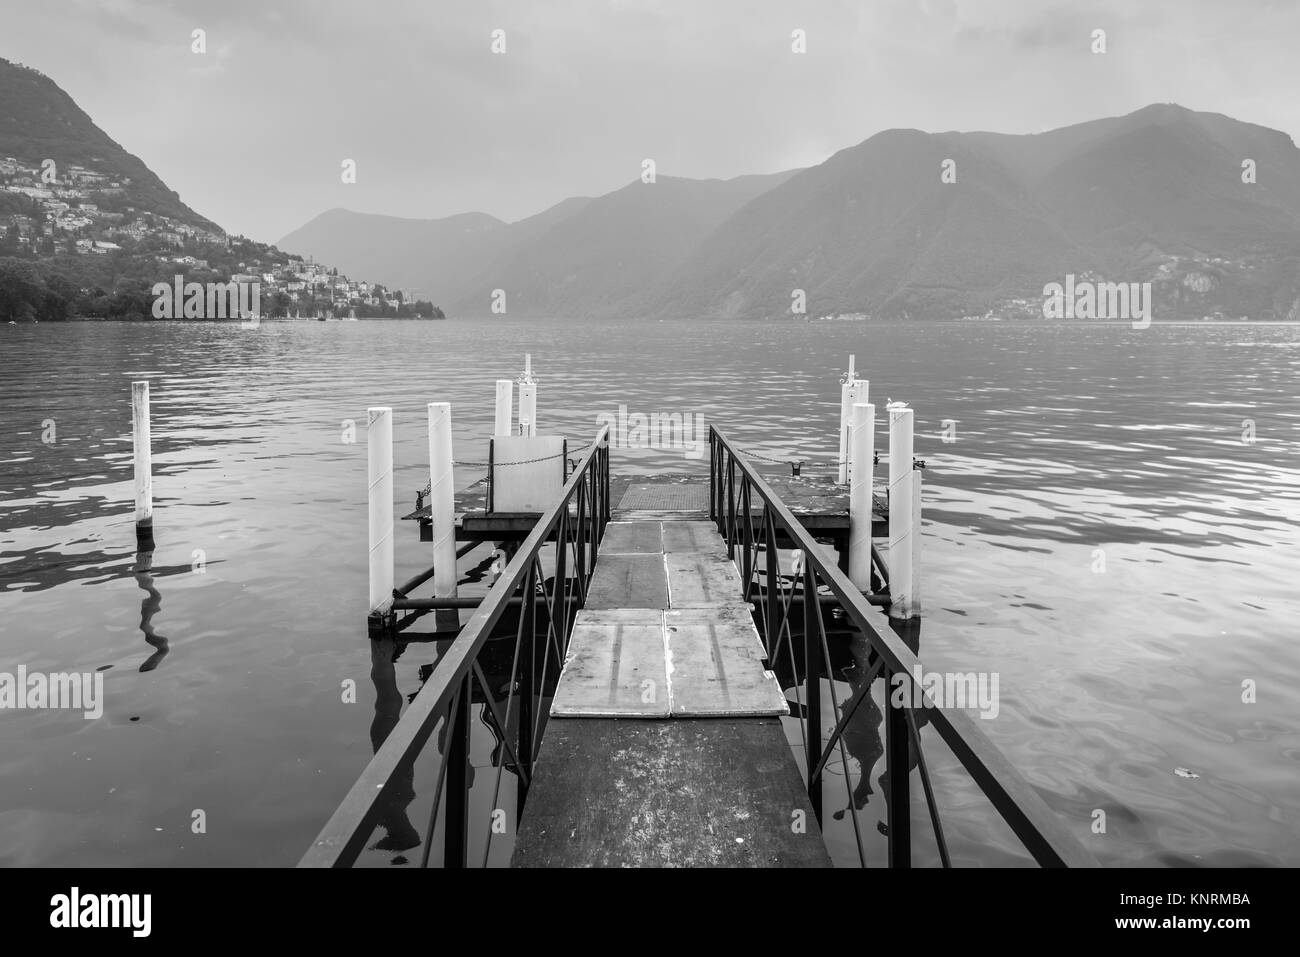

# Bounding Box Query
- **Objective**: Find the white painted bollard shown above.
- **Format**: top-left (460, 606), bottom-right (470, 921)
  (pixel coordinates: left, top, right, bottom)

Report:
top-left (427, 402), bottom-right (457, 604)
top-left (838, 358), bottom-right (867, 485)
top-left (847, 402), bottom-right (875, 590)
top-left (518, 381), bottom-right (537, 437)
top-left (367, 407), bottom-right (394, 615)
top-left (517, 354), bottom-right (537, 436)
top-left (887, 402), bottom-right (919, 618)
top-left (131, 381), bottom-right (153, 545)
top-left (494, 379), bottom-right (514, 437)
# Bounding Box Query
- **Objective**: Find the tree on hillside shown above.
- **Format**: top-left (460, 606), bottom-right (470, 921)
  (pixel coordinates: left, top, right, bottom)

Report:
top-left (0, 258), bottom-right (69, 321)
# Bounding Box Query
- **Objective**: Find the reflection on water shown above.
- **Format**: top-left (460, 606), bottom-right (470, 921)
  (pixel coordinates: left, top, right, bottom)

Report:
top-left (133, 547), bottom-right (170, 673)
top-left (368, 638), bottom-right (419, 857)
top-left (771, 603), bottom-right (930, 864)
top-left (1, 318), bottom-right (1298, 867)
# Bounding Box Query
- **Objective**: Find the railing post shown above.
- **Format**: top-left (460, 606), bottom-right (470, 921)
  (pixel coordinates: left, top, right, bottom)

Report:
top-left (717, 432), bottom-right (725, 531)
top-left (726, 456), bottom-right (737, 558)
top-left (764, 508), bottom-right (779, 658)
top-left (575, 477), bottom-right (588, 601)
top-left (428, 402), bottom-right (458, 631)
top-left (601, 439), bottom-right (610, 531)
top-left (848, 402), bottom-right (875, 590)
top-left (708, 430), bottom-right (717, 524)
top-left (444, 674), bottom-right (471, 867)
top-left (803, 561), bottom-right (822, 826)
top-left (740, 478), bottom-right (752, 592)
top-left (553, 511), bottom-right (568, 648)
top-left (367, 407), bottom-right (394, 631)
top-left (517, 562), bottom-right (536, 820)
top-left (494, 379), bottom-right (513, 437)
top-left (886, 662), bottom-right (912, 867)
top-left (131, 381), bottom-right (154, 547)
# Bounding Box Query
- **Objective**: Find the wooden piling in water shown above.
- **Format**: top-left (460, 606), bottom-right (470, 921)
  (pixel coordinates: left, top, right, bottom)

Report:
top-left (367, 406), bottom-right (394, 618)
top-left (847, 401), bottom-right (875, 590)
top-left (494, 379), bottom-right (513, 437)
top-left (887, 402), bottom-right (919, 618)
top-left (838, 357), bottom-right (867, 485)
top-left (131, 381), bottom-right (153, 546)
top-left (427, 402), bottom-right (459, 631)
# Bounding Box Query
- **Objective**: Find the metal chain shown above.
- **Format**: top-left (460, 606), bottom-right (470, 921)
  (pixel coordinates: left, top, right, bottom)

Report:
top-left (737, 445), bottom-right (855, 472)
top-left (736, 445), bottom-right (924, 474)
top-left (416, 442), bottom-right (593, 499)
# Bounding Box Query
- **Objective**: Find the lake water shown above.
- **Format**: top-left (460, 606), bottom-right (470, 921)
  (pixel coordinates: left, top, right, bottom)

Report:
top-left (1, 318), bottom-right (1297, 867)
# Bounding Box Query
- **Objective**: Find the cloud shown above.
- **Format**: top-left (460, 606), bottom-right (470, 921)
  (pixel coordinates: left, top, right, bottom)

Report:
top-left (5, 0), bottom-right (1297, 243)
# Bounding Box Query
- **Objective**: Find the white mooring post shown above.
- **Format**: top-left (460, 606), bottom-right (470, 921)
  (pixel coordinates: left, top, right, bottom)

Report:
top-left (367, 407), bottom-right (394, 616)
top-left (838, 357), bottom-right (868, 485)
top-left (131, 381), bottom-right (153, 546)
top-left (847, 402), bottom-right (875, 590)
top-left (494, 379), bottom-right (514, 437)
top-left (887, 402), bottom-right (920, 619)
top-left (518, 354), bottom-right (537, 437)
top-left (427, 403), bottom-right (458, 610)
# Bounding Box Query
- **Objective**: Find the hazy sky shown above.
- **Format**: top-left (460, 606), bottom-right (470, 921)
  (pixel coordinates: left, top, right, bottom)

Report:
top-left (4, 0), bottom-right (1298, 243)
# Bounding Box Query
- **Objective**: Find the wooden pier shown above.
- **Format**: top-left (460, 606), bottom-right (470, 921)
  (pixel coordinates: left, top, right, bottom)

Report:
top-left (514, 501), bottom-right (828, 866)
top-left (299, 358), bottom-right (1097, 869)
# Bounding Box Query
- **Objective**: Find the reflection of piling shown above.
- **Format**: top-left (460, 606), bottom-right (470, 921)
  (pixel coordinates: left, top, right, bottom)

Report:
top-left (369, 638), bottom-right (419, 853)
top-left (132, 381), bottom-right (153, 546)
top-left (134, 545), bottom-right (169, 672)
top-left (368, 407), bottom-right (395, 635)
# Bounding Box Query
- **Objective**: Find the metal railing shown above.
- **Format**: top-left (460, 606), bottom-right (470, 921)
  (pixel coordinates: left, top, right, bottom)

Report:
top-left (709, 425), bottom-right (1096, 868)
top-left (300, 425), bottom-right (610, 867)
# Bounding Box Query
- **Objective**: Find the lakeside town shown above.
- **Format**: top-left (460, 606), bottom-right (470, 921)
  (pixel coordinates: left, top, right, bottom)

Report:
top-left (0, 154), bottom-right (442, 320)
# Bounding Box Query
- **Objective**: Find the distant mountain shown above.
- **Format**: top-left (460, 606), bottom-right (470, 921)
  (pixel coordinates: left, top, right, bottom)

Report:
top-left (283, 104), bottom-right (1300, 321)
top-left (280, 170), bottom-right (801, 317)
top-left (0, 57), bottom-right (215, 229)
top-left (654, 104), bottom-right (1300, 320)
top-left (278, 208), bottom-right (509, 303)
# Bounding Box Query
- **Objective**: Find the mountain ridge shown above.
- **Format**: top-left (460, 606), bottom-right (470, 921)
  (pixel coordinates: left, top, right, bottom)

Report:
top-left (278, 102), bottom-right (1300, 321)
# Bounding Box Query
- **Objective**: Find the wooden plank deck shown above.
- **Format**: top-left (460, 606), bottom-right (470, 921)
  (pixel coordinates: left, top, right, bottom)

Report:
top-left (551, 520), bottom-right (786, 718)
top-left (547, 609), bottom-right (670, 718)
top-left (511, 501), bottom-right (832, 867)
top-left (511, 718), bottom-right (830, 867)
